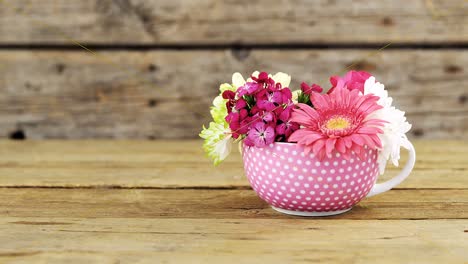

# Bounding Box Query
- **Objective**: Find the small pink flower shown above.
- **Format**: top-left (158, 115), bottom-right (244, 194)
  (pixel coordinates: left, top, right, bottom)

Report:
top-left (300, 82), bottom-right (323, 95)
top-left (328, 70), bottom-right (371, 94)
top-left (245, 122), bottom-right (275, 147)
top-left (261, 111), bottom-right (275, 123)
top-left (237, 82), bottom-right (260, 97)
top-left (226, 109), bottom-right (249, 138)
top-left (288, 87), bottom-right (385, 160)
top-left (257, 91), bottom-right (283, 111)
top-left (280, 88), bottom-right (293, 102)
top-left (223, 71), bottom-right (297, 145)
top-left (276, 104), bottom-right (299, 139)
top-left (235, 98), bottom-right (247, 110)
top-left (251, 72), bottom-right (273, 85)
top-left (222, 90), bottom-right (235, 100)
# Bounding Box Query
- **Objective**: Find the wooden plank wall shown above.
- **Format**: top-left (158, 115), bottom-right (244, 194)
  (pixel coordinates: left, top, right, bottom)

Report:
top-left (0, 0), bottom-right (466, 140)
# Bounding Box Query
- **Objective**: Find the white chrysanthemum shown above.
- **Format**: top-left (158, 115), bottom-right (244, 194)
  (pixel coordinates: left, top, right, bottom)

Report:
top-left (232, 71), bottom-right (291, 88)
top-left (364, 77), bottom-right (393, 108)
top-left (376, 107), bottom-right (412, 173)
top-left (364, 77), bottom-right (412, 174)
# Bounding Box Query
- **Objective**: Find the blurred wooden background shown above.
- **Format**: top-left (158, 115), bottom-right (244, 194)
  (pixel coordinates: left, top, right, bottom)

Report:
top-left (0, 0), bottom-right (466, 140)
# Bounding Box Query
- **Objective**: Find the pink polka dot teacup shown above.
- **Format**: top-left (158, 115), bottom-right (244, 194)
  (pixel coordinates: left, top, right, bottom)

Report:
top-left (242, 142), bottom-right (415, 216)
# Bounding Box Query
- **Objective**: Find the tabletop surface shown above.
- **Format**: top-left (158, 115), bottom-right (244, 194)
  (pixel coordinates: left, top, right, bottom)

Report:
top-left (0, 140), bottom-right (467, 263)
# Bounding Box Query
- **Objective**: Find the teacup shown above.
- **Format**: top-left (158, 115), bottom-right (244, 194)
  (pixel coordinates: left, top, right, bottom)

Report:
top-left (242, 141), bottom-right (415, 216)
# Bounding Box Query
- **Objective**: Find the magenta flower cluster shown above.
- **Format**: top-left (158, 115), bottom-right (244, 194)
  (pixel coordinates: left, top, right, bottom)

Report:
top-left (222, 72), bottom-right (299, 148)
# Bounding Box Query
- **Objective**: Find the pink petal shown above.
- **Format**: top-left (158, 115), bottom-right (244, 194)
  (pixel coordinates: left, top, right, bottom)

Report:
top-left (336, 138), bottom-right (346, 153)
top-left (303, 146), bottom-right (312, 155)
top-left (303, 133), bottom-right (325, 145)
top-left (369, 134), bottom-right (383, 148)
top-left (288, 129), bottom-right (314, 143)
top-left (360, 134), bottom-right (376, 149)
top-left (325, 138), bottom-right (336, 155)
top-left (342, 151), bottom-right (351, 160)
top-left (316, 148), bottom-right (326, 160)
top-left (297, 103), bottom-right (320, 120)
top-left (351, 143), bottom-right (362, 154)
top-left (343, 136), bottom-right (353, 148)
top-left (357, 126), bottom-right (383, 134)
top-left (312, 140), bottom-right (326, 156)
top-left (351, 135), bottom-right (365, 146)
top-left (310, 93), bottom-right (329, 110)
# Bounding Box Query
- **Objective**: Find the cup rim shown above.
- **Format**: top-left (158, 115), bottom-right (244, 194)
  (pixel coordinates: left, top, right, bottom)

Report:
top-left (242, 140), bottom-right (379, 160)
top-left (243, 141), bottom-right (297, 146)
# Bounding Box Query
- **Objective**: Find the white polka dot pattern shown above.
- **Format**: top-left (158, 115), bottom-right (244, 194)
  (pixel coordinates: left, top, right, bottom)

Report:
top-left (242, 142), bottom-right (379, 213)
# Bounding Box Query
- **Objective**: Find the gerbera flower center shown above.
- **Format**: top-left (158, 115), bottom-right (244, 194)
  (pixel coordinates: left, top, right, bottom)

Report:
top-left (325, 116), bottom-right (351, 130)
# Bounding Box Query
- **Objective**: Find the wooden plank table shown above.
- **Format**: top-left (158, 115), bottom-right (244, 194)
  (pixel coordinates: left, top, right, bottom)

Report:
top-left (0, 140), bottom-right (467, 263)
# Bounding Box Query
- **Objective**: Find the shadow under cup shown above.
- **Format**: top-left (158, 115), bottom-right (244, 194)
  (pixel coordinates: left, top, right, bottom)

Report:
top-left (242, 142), bottom-right (380, 216)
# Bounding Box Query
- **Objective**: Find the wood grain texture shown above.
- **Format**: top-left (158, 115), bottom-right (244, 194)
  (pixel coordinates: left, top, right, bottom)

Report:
top-left (0, 218), bottom-right (466, 263)
top-left (0, 50), bottom-right (467, 139)
top-left (0, 0), bottom-right (466, 44)
top-left (0, 140), bottom-right (467, 188)
top-left (0, 140), bottom-right (466, 263)
top-left (0, 188), bottom-right (467, 219)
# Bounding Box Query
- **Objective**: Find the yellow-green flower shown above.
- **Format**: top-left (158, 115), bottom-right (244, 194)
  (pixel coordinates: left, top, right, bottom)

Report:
top-left (199, 122), bottom-right (233, 165)
top-left (200, 82), bottom-right (236, 165)
top-left (210, 83), bottom-right (235, 124)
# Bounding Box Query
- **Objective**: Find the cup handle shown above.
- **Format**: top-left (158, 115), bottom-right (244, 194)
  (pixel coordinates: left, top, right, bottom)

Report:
top-left (366, 141), bottom-right (416, 197)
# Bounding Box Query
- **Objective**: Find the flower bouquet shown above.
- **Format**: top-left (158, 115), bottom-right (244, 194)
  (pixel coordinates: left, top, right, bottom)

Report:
top-left (200, 71), bottom-right (416, 216)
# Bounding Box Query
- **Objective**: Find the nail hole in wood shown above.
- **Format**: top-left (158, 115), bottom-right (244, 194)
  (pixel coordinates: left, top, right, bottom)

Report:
top-left (147, 99), bottom-right (158, 107)
top-left (9, 129), bottom-right (26, 140)
top-left (459, 95), bottom-right (467, 104)
top-left (231, 48), bottom-right (251, 61)
top-left (413, 129), bottom-right (424, 137)
top-left (381, 17), bottom-right (394, 26)
top-left (445, 65), bottom-right (462, 74)
top-left (55, 63), bottom-right (66, 74)
top-left (148, 64), bottom-right (159, 72)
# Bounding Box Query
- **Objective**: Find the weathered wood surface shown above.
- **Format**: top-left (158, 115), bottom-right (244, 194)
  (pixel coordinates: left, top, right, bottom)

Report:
top-left (1, 188), bottom-right (467, 220)
top-left (0, 218), bottom-right (466, 263)
top-left (0, 0), bottom-right (466, 44)
top-left (0, 140), bottom-right (467, 263)
top-left (0, 140), bottom-right (467, 188)
top-left (0, 50), bottom-right (467, 139)
top-left (0, 141), bottom-right (468, 264)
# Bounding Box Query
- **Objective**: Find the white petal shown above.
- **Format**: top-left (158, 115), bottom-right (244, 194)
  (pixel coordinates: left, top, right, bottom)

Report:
top-left (232, 72), bottom-right (246, 88)
top-left (292, 90), bottom-right (301, 103)
top-left (377, 154), bottom-right (388, 175)
top-left (364, 76), bottom-right (376, 93)
top-left (390, 151), bottom-right (400, 167)
top-left (364, 76), bottom-right (392, 107)
top-left (247, 71), bottom-right (260, 82)
top-left (401, 136), bottom-right (412, 150)
top-left (214, 135), bottom-right (233, 161)
top-left (402, 121), bottom-right (412, 134)
top-left (272, 72), bottom-right (291, 87)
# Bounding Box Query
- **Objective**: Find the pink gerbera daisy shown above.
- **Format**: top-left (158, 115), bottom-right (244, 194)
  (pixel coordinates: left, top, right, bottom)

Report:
top-left (288, 87), bottom-right (385, 160)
